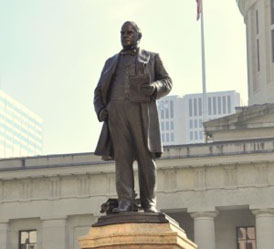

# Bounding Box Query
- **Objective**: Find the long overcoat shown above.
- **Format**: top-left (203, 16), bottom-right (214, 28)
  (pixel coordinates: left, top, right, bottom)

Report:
top-left (93, 48), bottom-right (172, 160)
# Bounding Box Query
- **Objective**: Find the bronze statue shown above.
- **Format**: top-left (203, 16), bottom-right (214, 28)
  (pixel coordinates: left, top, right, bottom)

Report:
top-left (94, 21), bottom-right (172, 213)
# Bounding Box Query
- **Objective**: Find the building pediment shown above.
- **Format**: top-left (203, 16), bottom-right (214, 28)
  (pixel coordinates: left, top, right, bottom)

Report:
top-left (204, 103), bottom-right (274, 141)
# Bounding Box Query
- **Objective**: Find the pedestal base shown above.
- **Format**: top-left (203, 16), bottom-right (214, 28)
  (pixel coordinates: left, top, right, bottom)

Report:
top-left (79, 213), bottom-right (197, 249)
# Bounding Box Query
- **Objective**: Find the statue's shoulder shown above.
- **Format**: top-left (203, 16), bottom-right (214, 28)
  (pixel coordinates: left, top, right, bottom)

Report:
top-left (140, 49), bottom-right (158, 55)
top-left (105, 53), bottom-right (119, 64)
top-left (139, 49), bottom-right (159, 61)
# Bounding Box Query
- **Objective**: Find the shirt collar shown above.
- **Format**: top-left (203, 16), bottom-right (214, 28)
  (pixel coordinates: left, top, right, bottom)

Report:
top-left (120, 47), bottom-right (138, 56)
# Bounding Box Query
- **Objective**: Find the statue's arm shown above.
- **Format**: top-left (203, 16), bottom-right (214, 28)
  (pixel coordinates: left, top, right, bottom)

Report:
top-left (150, 54), bottom-right (172, 100)
top-left (94, 61), bottom-right (108, 122)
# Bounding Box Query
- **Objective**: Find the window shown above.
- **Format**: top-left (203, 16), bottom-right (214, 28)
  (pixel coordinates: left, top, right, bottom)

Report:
top-left (222, 96), bottom-right (226, 114)
top-left (165, 101), bottom-right (169, 119)
top-left (170, 100), bottom-right (174, 118)
top-left (199, 119), bottom-right (202, 128)
top-left (271, 1), bottom-right (274, 63)
top-left (256, 10), bottom-right (259, 34)
top-left (227, 96), bottom-right (231, 113)
top-left (189, 120), bottom-right (193, 129)
top-left (189, 99), bottom-right (192, 117)
top-left (162, 133), bottom-right (165, 142)
top-left (161, 108), bottom-right (164, 119)
top-left (19, 230), bottom-right (37, 249)
top-left (170, 121), bottom-right (174, 130)
top-left (161, 122), bottom-right (165, 131)
top-left (237, 227), bottom-right (256, 249)
top-left (166, 133), bottom-right (169, 142)
top-left (213, 97), bottom-right (217, 115)
top-left (199, 131), bottom-right (203, 140)
top-left (166, 121), bottom-right (169, 130)
top-left (198, 98), bottom-right (202, 116)
top-left (271, 0), bottom-right (274, 25)
top-left (194, 99), bottom-right (197, 116)
top-left (194, 119), bottom-right (198, 128)
top-left (208, 97), bottom-right (212, 115)
top-left (171, 133), bottom-right (174, 142)
top-left (272, 30), bottom-right (274, 63)
top-left (190, 131), bottom-right (193, 141)
top-left (218, 96), bottom-right (221, 114)
top-left (194, 131), bottom-right (198, 140)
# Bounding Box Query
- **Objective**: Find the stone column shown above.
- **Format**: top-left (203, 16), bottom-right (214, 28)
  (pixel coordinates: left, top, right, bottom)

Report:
top-left (252, 209), bottom-right (274, 249)
top-left (191, 211), bottom-right (218, 249)
top-left (0, 219), bottom-right (9, 249)
top-left (41, 216), bottom-right (67, 249)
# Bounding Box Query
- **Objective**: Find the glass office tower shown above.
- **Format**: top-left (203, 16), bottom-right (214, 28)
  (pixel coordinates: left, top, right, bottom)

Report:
top-left (0, 90), bottom-right (43, 158)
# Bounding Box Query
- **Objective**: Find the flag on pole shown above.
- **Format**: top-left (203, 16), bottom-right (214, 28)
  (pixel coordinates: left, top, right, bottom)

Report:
top-left (196, 0), bottom-right (202, 20)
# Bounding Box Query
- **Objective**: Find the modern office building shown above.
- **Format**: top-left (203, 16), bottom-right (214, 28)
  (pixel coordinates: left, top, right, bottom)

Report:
top-left (157, 91), bottom-right (241, 145)
top-left (157, 95), bottom-right (185, 145)
top-left (0, 90), bottom-right (43, 158)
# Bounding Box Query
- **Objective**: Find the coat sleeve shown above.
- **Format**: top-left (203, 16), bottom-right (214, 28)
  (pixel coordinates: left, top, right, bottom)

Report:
top-left (150, 54), bottom-right (172, 100)
top-left (93, 60), bottom-right (109, 121)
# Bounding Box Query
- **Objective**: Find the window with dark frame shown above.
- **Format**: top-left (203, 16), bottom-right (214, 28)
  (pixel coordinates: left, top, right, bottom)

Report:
top-left (19, 230), bottom-right (37, 249)
top-left (237, 227), bottom-right (256, 249)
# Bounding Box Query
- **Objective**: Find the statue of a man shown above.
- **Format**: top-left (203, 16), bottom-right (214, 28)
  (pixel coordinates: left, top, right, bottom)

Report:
top-left (94, 21), bottom-right (172, 213)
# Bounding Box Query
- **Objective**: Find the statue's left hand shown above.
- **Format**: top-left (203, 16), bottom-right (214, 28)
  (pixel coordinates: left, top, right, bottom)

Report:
top-left (141, 84), bottom-right (156, 96)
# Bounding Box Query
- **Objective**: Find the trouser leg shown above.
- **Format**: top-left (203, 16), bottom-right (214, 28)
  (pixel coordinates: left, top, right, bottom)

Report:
top-left (126, 102), bottom-right (157, 209)
top-left (136, 154), bottom-right (156, 208)
top-left (108, 101), bottom-right (135, 201)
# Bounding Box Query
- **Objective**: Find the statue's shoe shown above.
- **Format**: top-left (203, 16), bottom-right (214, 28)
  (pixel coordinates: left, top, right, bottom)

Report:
top-left (112, 199), bottom-right (134, 213)
top-left (143, 205), bottom-right (158, 213)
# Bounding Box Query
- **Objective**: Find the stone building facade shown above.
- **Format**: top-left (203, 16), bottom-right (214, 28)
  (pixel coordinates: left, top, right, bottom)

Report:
top-left (1, 127), bottom-right (274, 249)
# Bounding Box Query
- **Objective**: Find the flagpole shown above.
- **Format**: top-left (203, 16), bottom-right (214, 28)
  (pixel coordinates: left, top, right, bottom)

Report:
top-left (200, 0), bottom-right (207, 122)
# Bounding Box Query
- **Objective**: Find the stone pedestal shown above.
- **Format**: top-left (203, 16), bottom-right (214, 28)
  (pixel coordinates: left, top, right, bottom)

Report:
top-left (78, 213), bottom-right (197, 249)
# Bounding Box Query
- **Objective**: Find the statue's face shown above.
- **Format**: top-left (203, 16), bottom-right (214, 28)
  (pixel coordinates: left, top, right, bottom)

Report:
top-left (120, 23), bottom-right (139, 49)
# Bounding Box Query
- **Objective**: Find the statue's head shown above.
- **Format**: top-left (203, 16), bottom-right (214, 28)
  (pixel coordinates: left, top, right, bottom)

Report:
top-left (120, 21), bottom-right (142, 50)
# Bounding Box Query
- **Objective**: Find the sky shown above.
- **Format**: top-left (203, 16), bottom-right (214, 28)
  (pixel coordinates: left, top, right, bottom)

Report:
top-left (0, 0), bottom-right (247, 156)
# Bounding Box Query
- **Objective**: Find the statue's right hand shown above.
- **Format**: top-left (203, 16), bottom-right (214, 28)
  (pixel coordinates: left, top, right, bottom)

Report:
top-left (99, 108), bottom-right (108, 122)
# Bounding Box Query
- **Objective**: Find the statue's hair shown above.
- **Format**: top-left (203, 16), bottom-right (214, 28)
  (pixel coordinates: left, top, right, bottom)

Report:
top-left (122, 21), bottom-right (142, 40)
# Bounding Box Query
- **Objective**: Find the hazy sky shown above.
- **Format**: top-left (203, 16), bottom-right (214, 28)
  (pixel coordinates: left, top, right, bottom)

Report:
top-left (0, 0), bottom-right (247, 155)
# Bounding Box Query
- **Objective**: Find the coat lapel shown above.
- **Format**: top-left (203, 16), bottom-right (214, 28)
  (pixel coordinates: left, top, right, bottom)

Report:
top-left (137, 48), bottom-right (150, 64)
top-left (100, 54), bottom-right (120, 104)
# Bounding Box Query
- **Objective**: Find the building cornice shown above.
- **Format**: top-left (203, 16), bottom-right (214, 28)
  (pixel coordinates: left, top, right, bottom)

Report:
top-left (236, 0), bottom-right (246, 16)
